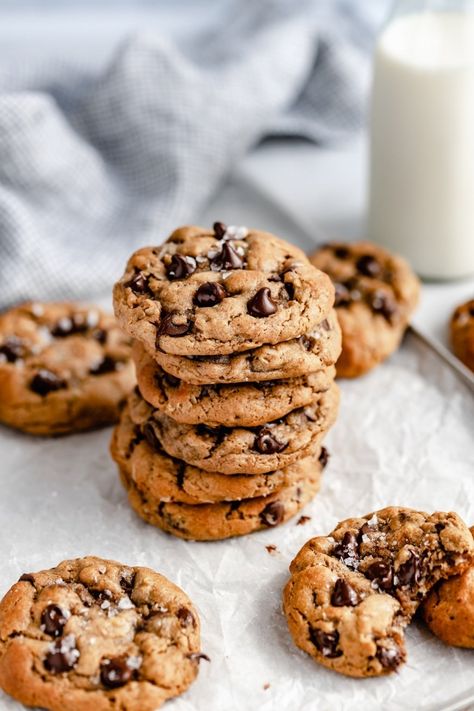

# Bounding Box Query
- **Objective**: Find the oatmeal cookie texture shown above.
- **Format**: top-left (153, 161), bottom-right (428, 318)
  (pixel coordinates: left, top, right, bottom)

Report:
top-left (111, 222), bottom-right (341, 539)
top-left (0, 302), bottom-right (134, 435)
top-left (0, 557), bottom-right (203, 711)
top-left (283, 507), bottom-right (473, 677)
top-left (310, 241), bottom-right (420, 378)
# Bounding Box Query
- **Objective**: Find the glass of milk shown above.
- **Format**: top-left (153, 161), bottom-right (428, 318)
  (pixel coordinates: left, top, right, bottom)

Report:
top-left (368, 0), bottom-right (474, 280)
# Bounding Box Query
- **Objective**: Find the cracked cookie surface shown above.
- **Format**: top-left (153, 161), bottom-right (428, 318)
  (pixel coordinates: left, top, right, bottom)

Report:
top-left (0, 302), bottom-right (134, 435)
top-left (113, 224), bottom-right (334, 357)
top-left (126, 384), bottom-right (339, 475)
top-left (149, 309), bottom-right (341, 385)
top-left (283, 507), bottom-right (473, 677)
top-left (450, 299), bottom-right (474, 372)
top-left (119, 454), bottom-right (324, 541)
top-left (134, 341), bottom-right (335, 427)
top-left (111, 399), bottom-right (330, 504)
top-left (310, 241), bottom-right (420, 378)
top-left (422, 526), bottom-right (474, 648)
top-left (0, 557), bottom-right (202, 711)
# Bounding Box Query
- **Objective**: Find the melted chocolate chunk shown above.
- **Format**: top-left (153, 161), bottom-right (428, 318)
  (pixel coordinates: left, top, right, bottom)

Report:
top-left (52, 314), bottom-right (89, 338)
top-left (370, 290), bottom-right (397, 322)
top-left (318, 447), bottom-right (330, 469)
top-left (396, 552), bottom-right (419, 587)
top-left (30, 370), bottom-right (67, 396)
top-left (283, 282), bottom-right (295, 301)
top-left (91, 328), bottom-right (107, 344)
top-left (100, 656), bottom-right (133, 689)
top-left (166, 254), bottom-right (196, 280)
top-left (0, 337), bottom-right (24, 362)
top-left (41, 605), bottom-right (68, 638)
top-left (142, 423), bottom-right (161, 452)
top-left (213, 221), bottom-right (227, 239)
top-left (247, 288), bottom-right (277, 317)
top-left (333, 532), bottom-right (359, 568)
top-left (120, 571), bottom-right (136, 596)
top-left (330, 579), bottom-right (359, 607)
top-left (365, 561), bottom-right (393, 591)
top-left (127, 273), bottom-right (150, 294)
top-left (334, 246), bottom-right (350, 260)
top-left (254, 427), bottom-right (287, 454)
top-left (163, 372), bottom-right (180, 387)
top-left (320, 319), bottom-right (330, 331)
top-left (156, 312), bottom-right (191, 337)
top-left (356, 254), bottom-right (382, 278)
top-left (193, 282), bottom-right (227, 307)
top-left (177, 607), bottom-right (195, 627)
top-left (260, 501), bottom-right (284, 527)
top-left (89, 356), bottom-right (117, 375)
top-left (376, 645), bottom-right (402, 670)
top-left (211, 242), bottom-right (243, 270)
top-left (334, 282), bottom-right (351, 307)
top-left (19, 573), bottom-right (35, 584)
top-left (309, 628), bottom-right (342, 658)
top-left (44, 637), bottom-right (79, 674)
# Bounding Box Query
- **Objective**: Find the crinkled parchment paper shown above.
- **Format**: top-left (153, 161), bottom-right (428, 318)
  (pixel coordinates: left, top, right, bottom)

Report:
top-left (1, 332), bottom-right (473, 711)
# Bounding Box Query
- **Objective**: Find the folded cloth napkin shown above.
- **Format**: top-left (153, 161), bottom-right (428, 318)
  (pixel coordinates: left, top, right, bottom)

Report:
top-left (0, 0), bottom-right (388, 308)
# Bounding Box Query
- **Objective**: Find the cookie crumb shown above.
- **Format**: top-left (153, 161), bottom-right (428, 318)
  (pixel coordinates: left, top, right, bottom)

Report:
top-left (263, 682), bottom-right (270, 690)
top-left (297, 515), bottom-right (311, 526)
top-left (265, 545), bottom-right (278, 555)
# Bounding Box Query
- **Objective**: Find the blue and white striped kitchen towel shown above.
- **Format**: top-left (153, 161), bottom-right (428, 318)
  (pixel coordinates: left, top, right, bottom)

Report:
top-left (0, 0), bottom-right (389, 308)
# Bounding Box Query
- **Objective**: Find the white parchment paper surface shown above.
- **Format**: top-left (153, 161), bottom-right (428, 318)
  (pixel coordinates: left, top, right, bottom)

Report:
top-left (1, 332), bottom-right (473, 711)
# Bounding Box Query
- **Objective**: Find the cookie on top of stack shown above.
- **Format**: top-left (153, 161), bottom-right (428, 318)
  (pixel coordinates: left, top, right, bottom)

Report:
top-left (111, 223), bottom-right (342, 541)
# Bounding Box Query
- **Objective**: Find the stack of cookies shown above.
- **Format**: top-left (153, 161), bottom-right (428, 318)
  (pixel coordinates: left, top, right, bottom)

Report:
top-left (111, 223), bottom-right (342, 540)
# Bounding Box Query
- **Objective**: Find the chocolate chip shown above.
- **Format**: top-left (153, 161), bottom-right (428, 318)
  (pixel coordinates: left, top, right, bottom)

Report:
top-left (127, 273), bottom-right (150, 294)
top-left (100, 656), bottom-right (133, 688)
top-left (30, 370), bottom-right (66, 396)
top-left (143, 423), bottom-right (161, 452)
top-left (188, 652), bottom-right (211, 663)
top-left (163, 372), bottom-right (180, 387)
top-left (356, 254), bottom-right (382, 277)
top-left (370, 290), bottom-right (397, 322)
top-left (166, 254), bottom-right (196, 280)
top-left (192, 354), bottom-right (231, 364)
top-left (44, 637), bottom-right (79, 674)
top-left (376, 645), bottom-right (402, 670)
top-left (91, 328), bottom-right (107, 344)
top-left (283, 283), bottom-right (295, 301)
top-left (177, 607), bottom-right (195, 627)
top-left (334, 246), bottom-right (350, 259)
top-left (247, 288), bottom-right (277, 317)
top-left (357, 522), bottom-right (371, 544)
top-left (193, 282), bottom-right (227, 307)
top-left (334, 282), bottom-right (351, 307)
top-left (0, 337), bottom-right (24, 362)
top-left (254, 427), bottom-right (287, 454)
top-left (211, 242), bottom-right (243, 270)
top-left (320, 319), bottom-right (330, 331)
top-left (213, 221), bottom-right (227, 239)
top-left (19, 573), bottom-right (35, 584)
top-left (309, 628), bottom-right (342, 658)
top-left (89, 356), bottom-right (117, 375)
top-left (396, 552), bottom-right (419, 587)
top-left (331, 579), bottom-right (359, 607)
top-left (260, 501), bottom-right (284, 527)
top-left (365, 561), bottom-right (393, 591)
top-left (52, 314), bottom-right (89, 338)
top-left (120, 572), bottom-right (136, 596)
top-left (318, 447), bottom-right (330, 469)
top-left (333, 532), bottom-right (359, 568)
top-left (156, 312), bottom-right (191, 337)
top-left (300, 334), bottom-right (316, 351)
top-left (41, 605), bottom-right (68, 638)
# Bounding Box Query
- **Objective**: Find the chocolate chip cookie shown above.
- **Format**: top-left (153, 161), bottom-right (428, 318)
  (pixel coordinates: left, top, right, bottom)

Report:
top-left (119, 453), bottom-right (325, 541)
top-left (450, 299), bottom-right (474, 372)
top-left (134, 341), bottom-right (335, 427)
top-left (0, 557), bottom-right (203, 711)
top-left (111, 399), bottom-right (331, 504)
top-left (0, 302), bottom-right (134, 435)
top-left (422, 526), bottom-right (474, 648)
top-left (113, 223), bottom-right (334, 357)
top-left (283, 507), bottom-right (473, 677)
top-left (150, 309), bottom-right (341, 385)
top-left (126, 384), bottom-right (339, 475)
top-left (310, 241), bottom-right (420, 378)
